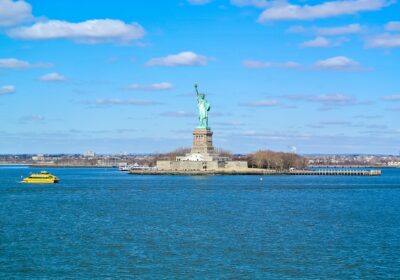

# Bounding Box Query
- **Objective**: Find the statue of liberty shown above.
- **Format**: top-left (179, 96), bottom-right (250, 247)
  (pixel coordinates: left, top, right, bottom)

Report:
top-left (194, 84), bottom-right (210, 128)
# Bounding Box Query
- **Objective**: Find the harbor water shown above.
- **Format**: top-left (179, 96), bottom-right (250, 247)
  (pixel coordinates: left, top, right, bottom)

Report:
top-left (1, 167), bottom-right (400, 279)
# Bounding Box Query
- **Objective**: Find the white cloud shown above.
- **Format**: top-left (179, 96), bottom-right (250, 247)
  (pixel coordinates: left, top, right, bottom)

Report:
top-left (243, 60), bottom-right (301, 68)
top-left (353, 114), bottom-right (382, 119)
top-left (244, 57), bottom-right (363, 71)
top-left (230, 0), bottom-right (271, 8)
top-left (0, 58), bottom-right (52, 69)
top-left (240, 99), bottom-right (279, 107)
top-left (8, 19), bottom-right (145, 44)
top-left (127, 82), bottom-right (173, 91)
top-left (301, 37), bottom-right (332, 47)
top-left (382, 95), bottom-right (400, 101)
top-left (214, 121), bottom-right (243, 127)
top-left (0, 85), bottom-right (15, 95)
top-left (312, 94), bottom-right (355, 106)
top-left (288, 24), bottom-right (362, 36)
top-left (315, 56), bottom-right (361, 71)
top-left (301, 36), bottom-right (347, 47)
top-left (95, 99), bottom-right (159, 106)
top-left (160, 111), bottom-right (195, 117)
top-left (0, 58), bottom-right (29, 68)
top-left (385, 21), bottom-right (400, 31)
top-left (367, 34), bottom-right (400, 48)
top-left (0, 0), bottom-right (32, 26)
top-left (287, 25), bottom-right (307, 33)
top-left (39, 72), bottom-right (66, 82)
top-left (146, 51), bottom-right (209, 67)
top-left (258, 0), bottom-right (391, 22)
top-left (284, 93), bottom-right (356, 106)
top-left (20, 115), bottom-right (45, 122)
top-left (188, 0), bottom-right (212, 5)
top-left (316, 24), bottom-right (362, 35)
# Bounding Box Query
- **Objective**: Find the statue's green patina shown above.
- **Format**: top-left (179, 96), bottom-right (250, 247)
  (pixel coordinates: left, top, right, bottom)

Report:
top-left (194, 84), bottom-right (210, 129)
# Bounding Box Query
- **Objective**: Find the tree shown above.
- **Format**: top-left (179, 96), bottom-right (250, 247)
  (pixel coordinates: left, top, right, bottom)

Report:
top-left (248, 150), bottom-right (307, 170)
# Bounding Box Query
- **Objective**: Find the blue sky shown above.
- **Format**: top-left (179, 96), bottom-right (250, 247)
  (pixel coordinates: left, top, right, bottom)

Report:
top-left (0, 0), bottom-right (399, 154)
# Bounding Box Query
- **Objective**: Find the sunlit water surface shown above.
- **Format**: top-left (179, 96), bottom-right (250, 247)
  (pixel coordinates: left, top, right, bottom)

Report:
top-left (1, 167), bottom-right (400, 279)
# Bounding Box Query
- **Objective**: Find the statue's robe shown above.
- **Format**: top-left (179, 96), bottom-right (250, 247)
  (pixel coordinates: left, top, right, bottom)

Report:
top-left (197, 97), bottom-right (210, 127)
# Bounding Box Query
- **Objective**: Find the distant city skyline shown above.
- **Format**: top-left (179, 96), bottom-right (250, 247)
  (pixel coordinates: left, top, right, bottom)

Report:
top-left (0, 0), bottom-right (399, 154)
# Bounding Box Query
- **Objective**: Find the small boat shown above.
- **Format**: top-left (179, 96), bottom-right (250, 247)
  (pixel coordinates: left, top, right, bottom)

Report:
top-left (119, 163), bottom-right (154, 172)
top-left (22, 171), bottom-right (60, 184)
top-left (119, 165), bottom-right (132, 172)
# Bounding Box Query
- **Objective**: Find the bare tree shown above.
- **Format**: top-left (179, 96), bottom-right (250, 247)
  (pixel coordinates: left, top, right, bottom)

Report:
top-left (248, 150), bottom-right (307, 170)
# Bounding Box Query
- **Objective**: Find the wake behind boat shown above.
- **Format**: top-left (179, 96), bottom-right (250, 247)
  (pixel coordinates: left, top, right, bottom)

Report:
top-left (22, 171), bottom-right (60, 184)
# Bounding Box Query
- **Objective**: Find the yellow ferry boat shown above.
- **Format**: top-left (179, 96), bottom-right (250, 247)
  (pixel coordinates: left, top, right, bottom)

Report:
top-left (22, 171), bottom-right (60, 184)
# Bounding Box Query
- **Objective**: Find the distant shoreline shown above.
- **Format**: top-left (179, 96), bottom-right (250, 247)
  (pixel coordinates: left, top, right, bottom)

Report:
top-left (0, 163), bottom-right (398, 170)
top-left (0, 163), bottom-right (400, 168)
top-left (0, 164), bottom-right (116, 168)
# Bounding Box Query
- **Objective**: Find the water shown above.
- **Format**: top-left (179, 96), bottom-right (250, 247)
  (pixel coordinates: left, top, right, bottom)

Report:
top-left (1, 167), bottom-right (400, 279)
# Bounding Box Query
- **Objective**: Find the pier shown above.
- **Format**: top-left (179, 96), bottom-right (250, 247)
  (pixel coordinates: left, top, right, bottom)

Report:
top-left (285, 169), bottom-right (381, 176)
top-left (128, 168), bottom-right (382, 176)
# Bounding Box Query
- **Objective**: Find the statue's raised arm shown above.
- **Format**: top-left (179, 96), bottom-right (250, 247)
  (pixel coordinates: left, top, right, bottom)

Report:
top-left (194, 83), bottom-right (199, 96)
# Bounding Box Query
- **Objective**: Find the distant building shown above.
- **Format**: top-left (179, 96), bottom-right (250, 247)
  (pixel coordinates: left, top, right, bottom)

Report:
top-left (83, 151), bottom-right (96, 158)
top-left (32, 154), bottom-right (45, 161)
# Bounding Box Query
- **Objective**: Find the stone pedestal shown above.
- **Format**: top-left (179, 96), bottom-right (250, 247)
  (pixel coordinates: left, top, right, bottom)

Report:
top-left (156, 127), bottom-right (248, 172)
top-left (191, 128), bottom-right (215, 155)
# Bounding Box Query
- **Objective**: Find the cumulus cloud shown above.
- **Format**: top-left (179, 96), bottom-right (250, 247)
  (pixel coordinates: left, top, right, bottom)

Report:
top-left (284, 93), bottom-right (357, 107)
top-left (258, 0), bottom-right (391, 22)
top-left (240, 99), bottom-right (279, 107)
top-left (308, 121), bottom-right (389, 131)
top-left (301, 37), bottom-right (347, 47)
top-left (230, 0), bottom-right (271, 8)
top-left (316, 24), bottom-right (363, 35)
top-left (301, 37), bottom-right (332, 48)
top-left (0, 58), bottom-right (52, 69)
top-left (290, 24), bottom-right (362, 36)
top-left (353, 114), bottom-right (383, 119)
top-left (214, 121), bottom-right (243, 127)
top-left (244, 56), bottom-right (364, 71)
top-left (0, 85), bottom-right (15, 95)
top-left (8, 19), bottom-right (145, 44)
top-left (39, 72), bottom-right (66, 82)
top-left (0, 0), bottom-right (33, 26)
top-left (312, 94), bottom-right (355, 106)
top-left (366, 34), bottom-right (400, 48)
top-left (146, 51), bottom-right (209, 67)
top-left (385, 21), bottom-right (400, 31)
top-left (382, 95), bottom-right (400, 101)
top-left (127, 82), bottom-right (173, 91)
top-left (0, 58), bottom-right (30, 68)
top-left (187, 0), bottom-right (212, 5)
top-left (19, 114), bottom-right (45, 122)
top-left (95, 98), bottom-right (160, 106)
top-left (160, 111), bottom-right (195, 117)
top-left (243, 60), bottom-right (301, 69)
top-left (320, 121), bottom-right (354, 126)
top-left (238, 130), bottom-right (311, 141)
top-left (315, 56), bottom-right (361, 71)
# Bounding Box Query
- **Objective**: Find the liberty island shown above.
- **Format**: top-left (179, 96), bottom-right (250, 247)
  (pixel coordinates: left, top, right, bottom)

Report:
top-left (125, 84), bottom-right (382, 176)
top-left (154, 84), bottom-right (249, 174)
